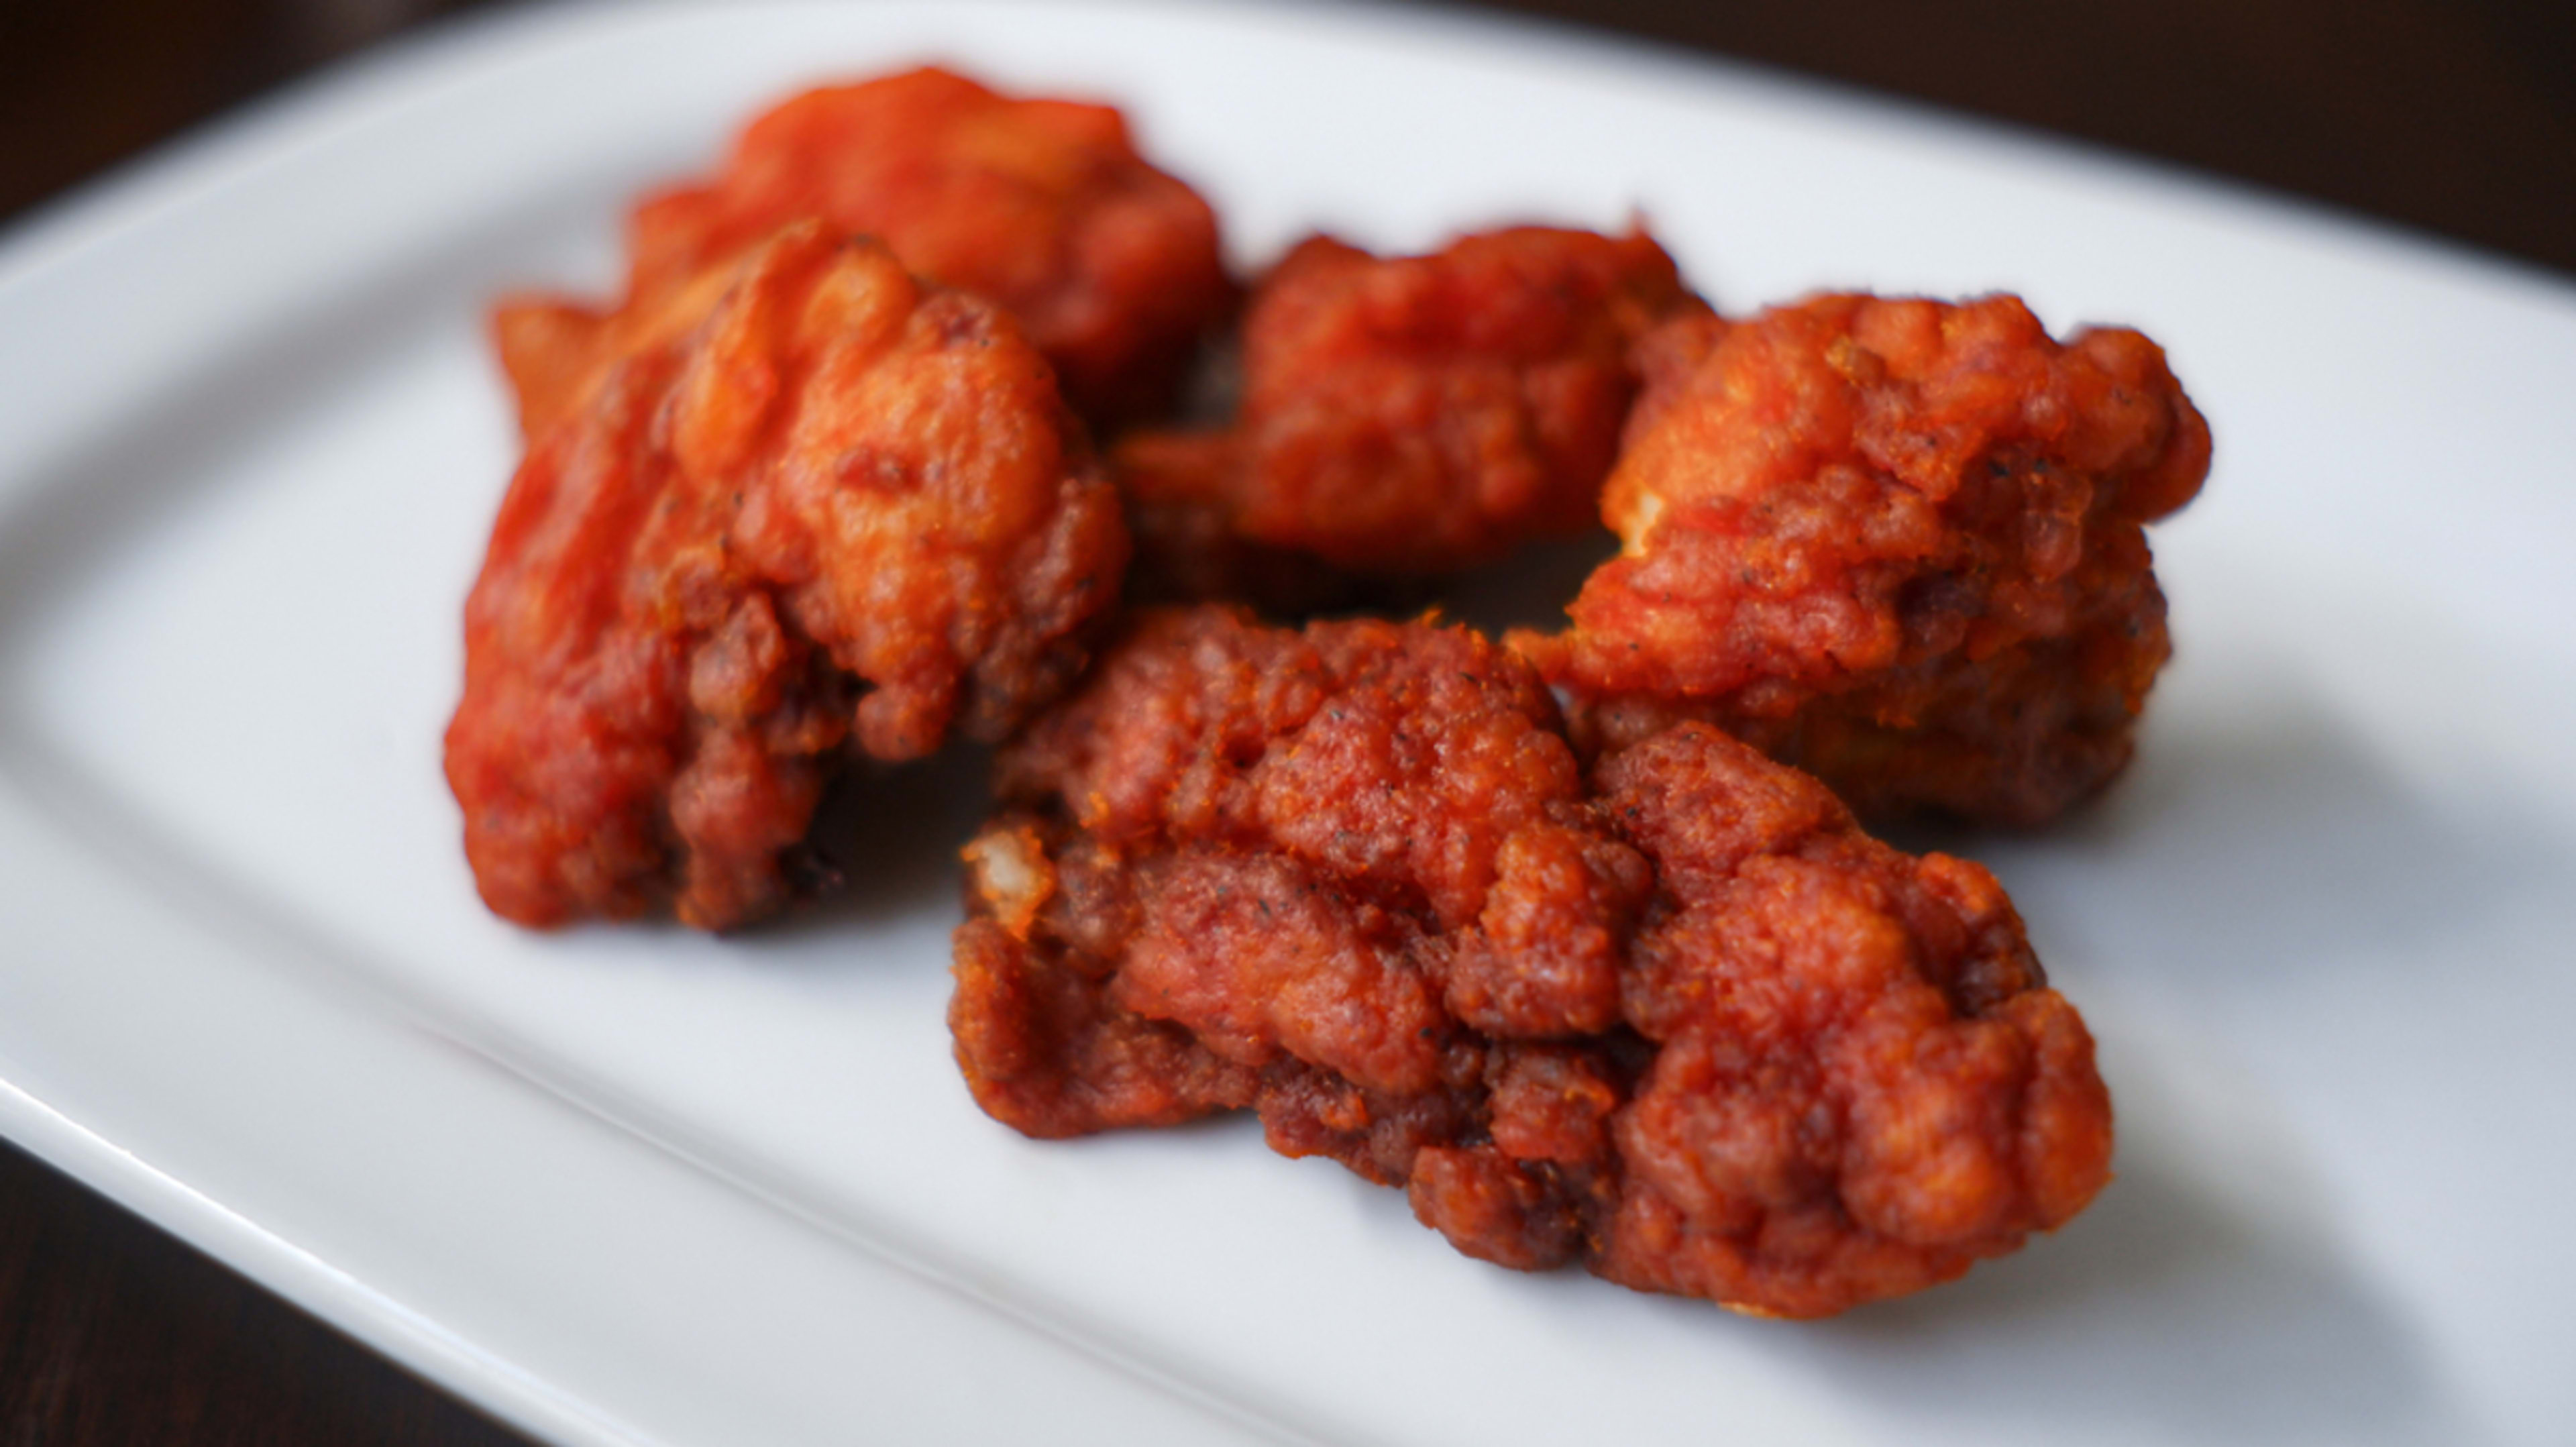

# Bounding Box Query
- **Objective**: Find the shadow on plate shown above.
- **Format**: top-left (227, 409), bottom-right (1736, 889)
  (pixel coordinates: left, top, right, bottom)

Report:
top-left (753, 743), bottom-right (998, 943)
top-left (1770, 657), bottom-right (2524, 1444)
top-left (1978, 653), bottom-right (2569, 996)
top-left (1430, 1037), bottom-right (2480, 1446)
top-left (1785, 1142), bottom-right (2475, 1445)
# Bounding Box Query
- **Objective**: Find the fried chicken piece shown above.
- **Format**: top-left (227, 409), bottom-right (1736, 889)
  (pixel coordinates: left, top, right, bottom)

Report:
top-left (1513, 292), bottom-right (2211, 826)
top-left (447, 223), bottom-right (1127, 930)
top-left (490, 66), bottom-right (1233, 436)
top-left (1576, 726), bottom-right (2112, 1312)
top-left (1120, 227), bottom-right (1702, 598)
top-left (951, 607), bottom-right (2110, 1316)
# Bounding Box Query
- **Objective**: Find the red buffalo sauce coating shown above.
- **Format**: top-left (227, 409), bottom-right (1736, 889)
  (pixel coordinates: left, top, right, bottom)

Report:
top-left (494, 66), bottom-right (1233, 435)
top-left (1120, 226), bottom-right (1703, 594)
top-left (1515, 292), bottom-right (2210, 826)
top-left (447, 223), bottom-right (1126, 930)
top-left (950, 607), bottom-right (2111, 1316)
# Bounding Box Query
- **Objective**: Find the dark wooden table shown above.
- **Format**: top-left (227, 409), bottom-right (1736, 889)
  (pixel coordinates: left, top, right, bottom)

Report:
top-left (3, 2), bottom-right (2569, 1442)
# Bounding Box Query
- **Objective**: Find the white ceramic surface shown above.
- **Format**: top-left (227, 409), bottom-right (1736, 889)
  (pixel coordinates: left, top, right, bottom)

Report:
top-left (3, 3), bottom-right (2573, 1444)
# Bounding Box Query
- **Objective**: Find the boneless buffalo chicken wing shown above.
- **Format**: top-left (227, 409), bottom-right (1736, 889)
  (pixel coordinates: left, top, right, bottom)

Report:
top-left (951, 607), bottom-right (2111, 1317)
top-left (446, 223), bottom-right (1126, 929)
top-left (494, 66), bottom-right (1233, 437)
top-left (1515, 292), bottom-right (2210, 826)
top-left (446, 66), bottom-right (2199, 1318)
top-left (1120, 226), bottom-right (1703, 596)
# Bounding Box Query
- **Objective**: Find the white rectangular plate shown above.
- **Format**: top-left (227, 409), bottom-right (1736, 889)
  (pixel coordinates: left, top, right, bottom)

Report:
top-left (3, 3), bottom-right (2573, 1444)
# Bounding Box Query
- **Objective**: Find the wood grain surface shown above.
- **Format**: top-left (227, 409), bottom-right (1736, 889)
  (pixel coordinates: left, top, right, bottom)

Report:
top-left (1, 1), bottom-right (2567, 1444)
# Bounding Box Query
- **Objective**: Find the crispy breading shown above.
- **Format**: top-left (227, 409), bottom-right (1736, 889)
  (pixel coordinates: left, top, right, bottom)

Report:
top-left (1515, 292), bottom-right (2210, 826)
top-left (951, 608), bottom-right (2110, 1316)
top-left (447, 224), bottom-right (1126, 929)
